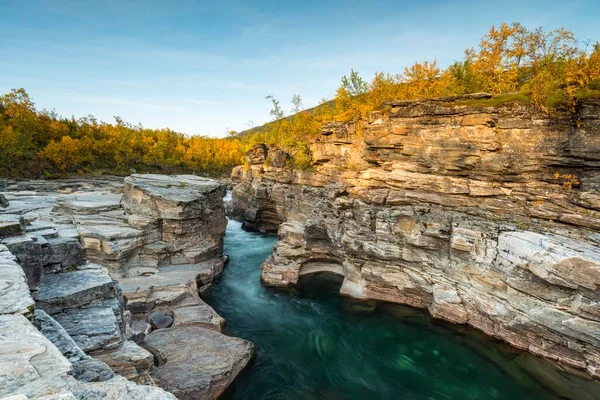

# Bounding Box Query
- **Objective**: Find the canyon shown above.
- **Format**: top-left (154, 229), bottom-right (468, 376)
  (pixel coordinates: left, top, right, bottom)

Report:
top-left (231, 94), bottom-right (600, 378)
top-left (2, 93), bottom-right (600, 399)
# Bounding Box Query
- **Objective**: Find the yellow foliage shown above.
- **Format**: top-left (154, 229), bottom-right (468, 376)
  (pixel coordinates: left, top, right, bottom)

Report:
top-left (1, 22), bottom-right (598, 177)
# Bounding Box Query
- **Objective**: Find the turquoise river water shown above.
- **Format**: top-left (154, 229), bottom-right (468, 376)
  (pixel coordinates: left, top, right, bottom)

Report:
top-left (204, 219), bottom-right (600, 400)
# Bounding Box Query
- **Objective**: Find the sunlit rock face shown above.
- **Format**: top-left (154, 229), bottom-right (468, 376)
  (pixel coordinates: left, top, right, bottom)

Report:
top-left (55, 174), bottom-right (227, 278)
top-left (231, 95), bottom-right (600, 377)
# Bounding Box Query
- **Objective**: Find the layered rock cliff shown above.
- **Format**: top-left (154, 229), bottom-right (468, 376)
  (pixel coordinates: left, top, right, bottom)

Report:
top-left (0, 175), bottom-right (252, 400)
top-left (231, 95), bottom-right (600, 377)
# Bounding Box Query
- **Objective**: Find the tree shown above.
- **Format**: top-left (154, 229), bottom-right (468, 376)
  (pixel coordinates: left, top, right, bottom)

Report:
top-left (340, 69), bottom-right (369, 97)
top-left (265, 95), bottom-right (285, 120)
top-left (291, 94), bottom-right (303, 113)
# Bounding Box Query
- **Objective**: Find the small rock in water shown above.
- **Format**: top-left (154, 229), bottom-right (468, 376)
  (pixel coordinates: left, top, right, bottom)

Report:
top-left (148, 311), bottom-right (174, 330)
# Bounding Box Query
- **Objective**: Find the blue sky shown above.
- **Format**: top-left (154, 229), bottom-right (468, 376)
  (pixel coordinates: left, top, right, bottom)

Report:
top-left (1, 0), bottom-right (599, 137)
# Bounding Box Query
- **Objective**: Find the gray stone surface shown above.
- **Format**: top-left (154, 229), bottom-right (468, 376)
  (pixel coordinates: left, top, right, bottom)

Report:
top-left (43, 236), bottom-right (86, 272)
top-left (34, 310), bottom-right (115, 383)
top-left (35, 269), bottom-right (125, 353)
top-left (1, 234), bottom-right (43, 289)
top-left (0, 221), bottom-right (21, 238)
top-left (144, 326), bottom-right (255, 400)
top-left (0, 314), bottom-right (72, 397)
top-left (0, 248), bottom-right (35, 317)
top-left (52, 307), bottom-right (122, 353)
top-left (93, 340), bottom-right (154, 383)
top-left (35, 269), bottom-right (116, 313)
top-left (148, 311), bottom-right (173, 330)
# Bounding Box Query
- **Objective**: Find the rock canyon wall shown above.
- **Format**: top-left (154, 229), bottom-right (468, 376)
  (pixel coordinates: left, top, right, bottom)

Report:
top-left (231, 95), bottom-right (600, 377)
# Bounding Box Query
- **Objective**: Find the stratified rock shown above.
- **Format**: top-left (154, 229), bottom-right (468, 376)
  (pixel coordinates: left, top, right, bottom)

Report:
top-left (0, 246), bottom-right (35, 317)
top-left (59, 175), bottom-right (228, 279)
top-left (42, 236), bottom-right (86, 272)
top-left (34, 310), bottom-right (114, 382)
top-left (0, 221), bottom-right (23, 239)
top-left (52, 306), bottom-right (123, 353)
top-left (0, 314), bottom-right (72, 397)
top-left (35, 269), bottom-right (124, 353)
top-left (231, 97), bottom-right (600, 377)
top-left (144, 326), bottom-right (255, 400)
top-left (148, 311), bottom-right (174, 330)
top-left (35, 269), bottom-right (117, 313)
top-left (121, 174), bottom-right (227, 261)
top-left (1, 235), bottom-right (43, 289)
top-left (93, 340), bottom-right (154, 383)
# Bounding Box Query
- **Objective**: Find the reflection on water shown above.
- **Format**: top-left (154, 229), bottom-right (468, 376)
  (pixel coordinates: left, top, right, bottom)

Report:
top-left (204, 219), bottom-right (600, 400)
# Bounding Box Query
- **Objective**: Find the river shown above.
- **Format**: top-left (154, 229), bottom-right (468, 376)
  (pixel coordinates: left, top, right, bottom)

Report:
top-left (204, 219), bottom-right (600, 400)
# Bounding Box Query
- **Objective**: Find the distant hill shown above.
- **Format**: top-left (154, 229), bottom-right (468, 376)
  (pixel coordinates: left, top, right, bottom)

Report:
top-left (234, 100), bottom-right (334, 138)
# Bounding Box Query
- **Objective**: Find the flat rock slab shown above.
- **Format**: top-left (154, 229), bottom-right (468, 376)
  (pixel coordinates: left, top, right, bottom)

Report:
top-left (35, 269), bottom-right (116, 313)
top-left (52, 307), bottom-right (122, 353)
top-left (53, 192), bottom-right (123, 215)
top-left (0, 253), bottom-right (35, 316)
top-left (122, 174), bottom-right (225, 220)
top-left (0, 314), bottom-right (72, 397)
top-left (68, 375), bottom-right (177, 400)
top-left (144, 326), bottom-right (255, 400)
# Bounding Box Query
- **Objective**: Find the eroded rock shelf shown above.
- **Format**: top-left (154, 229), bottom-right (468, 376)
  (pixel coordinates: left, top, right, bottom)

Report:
top-left (231, 96), bottom-right (600, 378)
top-left (0, 174), bottom-right (252, 400)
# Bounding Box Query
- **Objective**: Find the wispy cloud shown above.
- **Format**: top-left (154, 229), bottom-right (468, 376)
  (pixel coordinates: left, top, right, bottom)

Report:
top-left (68, 94), bottom-right (185, 111)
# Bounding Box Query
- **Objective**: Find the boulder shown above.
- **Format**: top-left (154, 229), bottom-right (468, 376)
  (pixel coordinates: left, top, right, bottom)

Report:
top-left (144, 326), bottom-right (255, 400)
top-left (0, 194), bottom-right (9, 208)
top-left (126, 319), bottom-right (152, 343)
top-left (93, 340), bottom-right (154, 383)
top-left (148, 311), bottom-right (174, 330)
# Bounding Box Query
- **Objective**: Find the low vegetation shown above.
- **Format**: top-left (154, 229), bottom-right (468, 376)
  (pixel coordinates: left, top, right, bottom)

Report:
top-left (1, 22), bottom-right (598, 178)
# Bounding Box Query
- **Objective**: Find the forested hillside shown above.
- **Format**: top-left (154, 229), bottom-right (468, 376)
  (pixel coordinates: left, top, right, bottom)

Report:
top-left (0, 89), bottom-right (243, 178)
top-left (1, 22), bottom-right (598, 178)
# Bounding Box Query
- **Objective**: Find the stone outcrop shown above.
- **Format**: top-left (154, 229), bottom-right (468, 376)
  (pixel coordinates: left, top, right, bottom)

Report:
top-left (0, 244), bottom-right (35, 317)
top-left (231, 96), bottom-right (600, 377)
top-left (35, 267), bottom-right (125, 353)
top-left (144, 326), bottom-right (255, 400)
top-left (0, 292), bottom-right (175, 399)
top-left (0, 174), bottom-right (249, 399)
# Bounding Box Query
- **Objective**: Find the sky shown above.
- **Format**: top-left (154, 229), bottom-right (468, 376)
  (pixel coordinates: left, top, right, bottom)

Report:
top-left (1, 0), bottom-right (599, 137)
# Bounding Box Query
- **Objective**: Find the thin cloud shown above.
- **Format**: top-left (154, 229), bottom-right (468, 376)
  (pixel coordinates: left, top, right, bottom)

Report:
top-left (69, 94), bottom-right (185, 111)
